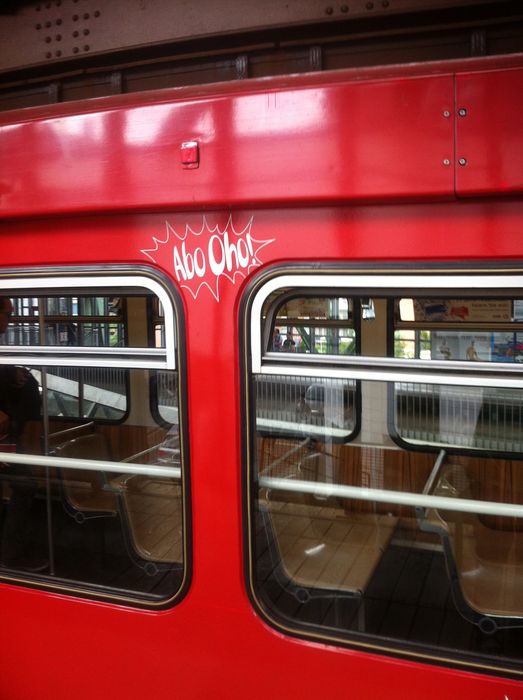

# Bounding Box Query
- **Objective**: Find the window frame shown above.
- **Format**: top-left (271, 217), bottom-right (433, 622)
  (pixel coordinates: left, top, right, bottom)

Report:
top-left (242, 264), bottom-right (523, 675)
top-left (0, 266), bottom-right (191, 608)
top-left (0, 273), bottom-right (176, 370)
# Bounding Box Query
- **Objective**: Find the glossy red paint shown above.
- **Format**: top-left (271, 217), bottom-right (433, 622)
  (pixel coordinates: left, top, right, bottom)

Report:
top-left (2, 57), bottom-right (522, 221)
top-left (2, 202), bottom-right (523, 697)
top-left (456, 66), bottom-right (523, 196)
top-left (0, 55), bottom-right (523, 700)
top-left (0, 75), bottom-right (455, 217)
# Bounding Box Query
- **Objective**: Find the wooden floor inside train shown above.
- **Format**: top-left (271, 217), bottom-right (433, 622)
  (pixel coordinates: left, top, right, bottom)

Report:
top-left (1, 423), bottom-right (183, 601)
top-left (254, 512), bottom-right (522, 666)
top-left (254, 437), bottom-right (523, 669)
top-left (0, 484), bottom-right (182, 601)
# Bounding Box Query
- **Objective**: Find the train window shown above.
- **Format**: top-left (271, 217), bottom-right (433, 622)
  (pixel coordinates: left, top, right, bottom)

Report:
top-left (394, 296), bottom-right (522, 362)
top-left (258, 292), bottom-right (359, 440)
top-left (0, 273), bottom-right (188, 607)
top-left (267, 294), bottom-right (356, 355)
top-left (393, 296), bottom-right (523, 453)
top-left (245, 270), bottom-right (523, 676)
top-left (5, 294), bottom-right (128, 419)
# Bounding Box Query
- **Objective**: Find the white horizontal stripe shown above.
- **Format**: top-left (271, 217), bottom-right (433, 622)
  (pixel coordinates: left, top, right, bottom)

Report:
top-left (259, 476), bottom-right (523, 518)
top-left (263, 353), bottom-right (523, 375)
top-left (259, 363), bottom-right (523, 388)
top-left (0, 274), bottom-right (176, 369)
top-left (0, 355), bottom-right (169, 369)
top-left (0, 346), bottom-right (166, 356)
top-left (0, 451), bottom-right (181, 479)
top-left (251, 272), bottom-right (523, 372)
top-left (257, 417), bottom-right (350, 439)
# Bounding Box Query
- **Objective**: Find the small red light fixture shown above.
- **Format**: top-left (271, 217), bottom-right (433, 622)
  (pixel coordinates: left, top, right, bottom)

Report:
top-left (180, 140), bottom-right (199, 169)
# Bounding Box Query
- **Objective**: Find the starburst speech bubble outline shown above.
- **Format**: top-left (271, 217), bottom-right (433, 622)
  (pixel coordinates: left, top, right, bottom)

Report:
top-left (140, 216), bottom-right (274, 302)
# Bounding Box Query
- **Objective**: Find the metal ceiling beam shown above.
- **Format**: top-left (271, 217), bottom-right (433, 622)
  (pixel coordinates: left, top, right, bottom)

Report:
top-left (0, 0), bottom-right (517, 74)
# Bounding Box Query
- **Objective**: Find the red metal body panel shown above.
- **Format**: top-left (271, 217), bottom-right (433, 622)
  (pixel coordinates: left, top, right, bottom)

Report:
top-left (2, 203), bottom-right (523, 698)
top-left (456, 66), bottom-right (523, 196)
top-left (0, 75), bottom-right (454, 216)
top-left (0, 55), bottom-right (523, 699)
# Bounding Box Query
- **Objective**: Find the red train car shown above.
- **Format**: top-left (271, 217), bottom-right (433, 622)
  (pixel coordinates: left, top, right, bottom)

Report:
top-left (1, 52), bottom-right (523, 698)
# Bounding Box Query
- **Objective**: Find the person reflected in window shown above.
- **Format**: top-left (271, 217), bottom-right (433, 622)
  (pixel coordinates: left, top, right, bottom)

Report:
top-left (272, 327), bottom-right (282, 352)
top-left (466, 339), bottom-right (480, 361)
top-left (439, 339), bottom-right (451, 360)
top-left (282, 331), bottom-right (296, 353)
top-left (0, 296), bottom-right (46, 572)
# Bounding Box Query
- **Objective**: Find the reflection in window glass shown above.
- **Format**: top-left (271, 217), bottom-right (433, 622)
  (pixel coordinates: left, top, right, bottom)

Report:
top-left (256, 374), bottom-right (357, 440)
top-left (7, 295), bottom-right (127, 347)
top-left (1, 294), bottom-right (171, 421)
top-left (252, 378), bottom-right (523, 671)
top-left (249, 283), bottom-right (523, 676)
top-left (156, 370), bottom-right (179, 424)
top-left (395, 382), bottom-right (523, 452)
top-left (394, 297), bottom-right (523, 363)
top-left (1, 282), bottom-right (186, 606)
top-left (269, 295), bottom-right (356, 355)
top-left (34, 367), bottom-right (127, 420)
top-left (1, 365), bottom-right (184, 602)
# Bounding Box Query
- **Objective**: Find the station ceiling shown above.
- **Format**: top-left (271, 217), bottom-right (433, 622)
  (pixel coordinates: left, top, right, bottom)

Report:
top-left (0, 0), bottom-right (522, 111)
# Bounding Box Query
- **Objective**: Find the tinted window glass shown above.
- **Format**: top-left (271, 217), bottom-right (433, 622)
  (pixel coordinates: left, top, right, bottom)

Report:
top-left (247, 278), bottom-right (523, 677)
top-left (1, 279), bottom-right (187, 607)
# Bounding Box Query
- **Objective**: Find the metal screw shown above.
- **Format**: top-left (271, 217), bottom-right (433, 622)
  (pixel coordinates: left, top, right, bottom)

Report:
top-left (443, 159), bottom-right (451, 166)
top-left (458, 158), bottom-right (467, 166)
top-left (443, 110), bottom-right (451, 118)
top-left (366, 1), bottom-right (374, 9)
top-left (341, 4), bottom-right (349, 12)
top-left (94, 10), bottom-right (101, 17)
top-left (325, 6), bottom-right (334, 14)
top-left (458, 108), bottom-right (467, 117)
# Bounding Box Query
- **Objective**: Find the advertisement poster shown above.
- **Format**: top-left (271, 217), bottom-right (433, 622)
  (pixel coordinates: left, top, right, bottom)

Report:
top-left (432, 331), bottom-right (523, 363)
top-left (432, 332), bottom-right (491, 362)
top-left (413, 299), bottom-right (511, 323)
top-left (491, 333), bottom-right (523, 363)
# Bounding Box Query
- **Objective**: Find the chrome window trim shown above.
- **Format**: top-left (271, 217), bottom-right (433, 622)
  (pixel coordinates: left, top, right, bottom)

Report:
top-left (256, 416), bottom-right (350, 439)
top-left (251, 270), bottom-right (523, 522)
top-left (0, 452), bottom-right (181, 479)
top-left (259, 363), bottom-right (523, 388)
top-left (264, 352), bottom-right (523, 375)
top-left (251, 272), bottom-right (523, 373)
top-left (259, 475), bottom-right (523, 520)
top-left (0, 275), bottom-right (176, 369)
top-left (0, 354), bottom-right (168, 369)
top-left (0, 346), bottom-right (166, 356)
